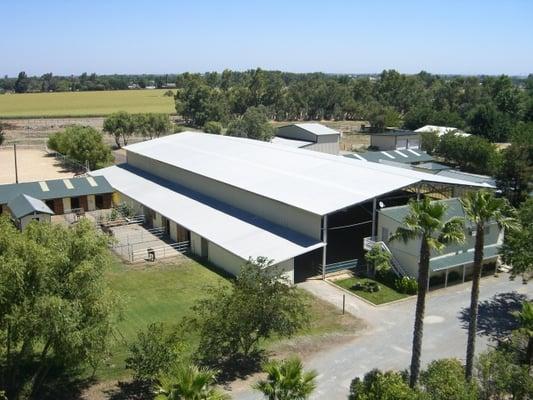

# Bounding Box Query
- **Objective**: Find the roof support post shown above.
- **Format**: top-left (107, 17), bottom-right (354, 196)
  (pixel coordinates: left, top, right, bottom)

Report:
top-left (322, 214), bottom-right (328, 280)
top-left (445, 269), bottom-right (449, 288)
top-left (371, 197), bottom-right (377, 240)
top-left (462, 264), bottom-right (466, 283)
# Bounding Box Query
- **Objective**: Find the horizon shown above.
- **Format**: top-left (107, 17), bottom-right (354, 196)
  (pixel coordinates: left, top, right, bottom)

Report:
top-left (1, 0), bottom-right (532, 77)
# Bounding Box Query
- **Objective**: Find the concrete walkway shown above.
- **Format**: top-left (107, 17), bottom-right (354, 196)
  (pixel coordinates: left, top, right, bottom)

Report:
top-left (232, 274), bottom-right (531, 400)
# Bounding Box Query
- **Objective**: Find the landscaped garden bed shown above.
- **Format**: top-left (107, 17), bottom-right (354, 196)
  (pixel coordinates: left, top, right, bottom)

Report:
top-left (332, 276), bottom-right (410, 305)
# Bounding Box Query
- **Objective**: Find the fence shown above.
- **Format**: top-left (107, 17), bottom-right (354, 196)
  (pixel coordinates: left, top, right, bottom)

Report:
top-left (130, 241), bottom-right (190, 262)
top-left (319, 258), bottom-right (362, 277)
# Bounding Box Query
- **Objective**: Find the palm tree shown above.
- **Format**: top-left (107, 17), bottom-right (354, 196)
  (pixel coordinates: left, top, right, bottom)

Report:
top-left (514, 301), bottom-right (533, 367)
top-left (253, 357), bottom-right (317, 400)
top-left (461, 190), bottom-right (517, 381)
top-left (154, 364), bottom-right (229, 400)
top-left (390, 197), bottom-right (465, 388)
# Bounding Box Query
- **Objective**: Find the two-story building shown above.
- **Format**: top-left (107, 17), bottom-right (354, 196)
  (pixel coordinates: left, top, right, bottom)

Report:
top-left (374, 198), bottom-right (502, 288)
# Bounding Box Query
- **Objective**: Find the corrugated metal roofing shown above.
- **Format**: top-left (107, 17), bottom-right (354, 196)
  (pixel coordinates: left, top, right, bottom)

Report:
top-left (7, 194), bottom-right (54, 219)
top-left (91, 165), bottom-right (324, 264)
top-left (0, 176), bottom-right (113, 204)
top-left (379, 198), bottom-right (467, 224)
top-left (293, 123), bottom-right (340, 136)
top-left (344, 150), bottom-right (434, 164)
top-left (370, 130), bottom-right (419, 137)
top-left (435, 170), bottom-right (496, 188)
top-left (415, 162), bottom-right (452, 171)
top-left (271, 136), bottom-right (312, 148)
top-left (415, 125), bottom-right (471, 137)
top-left (430, 245), bottom-right (499, 272)
top-left (123, 132), bottom-right (489, 216)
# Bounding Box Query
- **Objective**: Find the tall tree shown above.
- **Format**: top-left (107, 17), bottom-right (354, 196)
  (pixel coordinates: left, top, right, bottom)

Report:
top-left (226, 106), bottom-right (275, 141)
top-left (103, 111), bottom-right (135, 147)
top-left (501, 198), bottom-right (533, 282)
top-left (513, 301), bottom-right (533, 367)
top-left (254, 357), bottom-right (317, 400)
top-left (0, 217), bottom-right (119, 399)
top-left (461, 190), bottom-right (517, 381)
top-left (14, 71), bottom-right (30, 93)
top-left (390, 198), bottom-right (465, 387)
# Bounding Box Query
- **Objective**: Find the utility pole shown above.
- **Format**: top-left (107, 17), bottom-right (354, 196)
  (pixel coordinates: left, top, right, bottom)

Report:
top-left (14, 144), bottom-right (18, 183)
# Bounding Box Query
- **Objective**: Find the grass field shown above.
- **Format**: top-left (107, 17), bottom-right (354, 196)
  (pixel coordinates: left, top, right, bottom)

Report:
top-left (0, 89), bottom-right (176, 118)
top-left (100, 257), bottom-right (361, 381)
top-left (333, 276), bottom-right (409, 305)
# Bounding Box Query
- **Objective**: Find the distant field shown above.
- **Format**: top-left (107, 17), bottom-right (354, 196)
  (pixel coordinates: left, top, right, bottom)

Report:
top-left (0, 89), bottom-right (176, 118)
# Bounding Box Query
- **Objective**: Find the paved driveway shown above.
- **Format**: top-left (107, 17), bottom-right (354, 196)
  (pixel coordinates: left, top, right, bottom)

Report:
top-left (231, 274), bottom-right (531, 400)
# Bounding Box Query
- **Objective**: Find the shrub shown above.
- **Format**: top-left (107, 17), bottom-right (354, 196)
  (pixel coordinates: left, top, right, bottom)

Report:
top-left (203, 121), bottom-right (223, 134)
top-left (126, 323), bottom-right (183, 382)
top-left (352, 281), bottom-right (380, 293)
top-left (349, 369), bottom-right (419, 400)
top-left (394, 277), bottom-right (418, 295)
top-left (173, 124), bottom-right (185, 133)
top-left (420, 359), bottom-right (478, 400)
top-left (375, 268), bottom-right (397, 287)
top-left (365, 244), bottom-right (392, 276)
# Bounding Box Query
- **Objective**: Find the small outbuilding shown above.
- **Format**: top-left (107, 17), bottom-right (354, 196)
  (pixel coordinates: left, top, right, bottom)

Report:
top-left (6, 193), bottom-right (54, 230)
top-left (369, 130), bottom-right (420, 151)
top-left (274, 123), bottom-right (341, 155)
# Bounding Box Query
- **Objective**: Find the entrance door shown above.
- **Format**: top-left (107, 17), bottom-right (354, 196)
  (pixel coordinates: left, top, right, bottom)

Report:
top-left (200, 237), bottom-right (209, 259)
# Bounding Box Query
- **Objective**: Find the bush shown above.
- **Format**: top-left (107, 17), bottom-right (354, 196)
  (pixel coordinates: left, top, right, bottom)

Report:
top-left (203, 121), bottom-right (223, 134)
top-left (352, 281), bottom-right (380, 293)
top-left (349, 369), bottom-right (418, 400)
top-left (375, 268), bottom-right (397, 287)
top-left (420, 359), bottom-right (478, 400)
top-left (394, 276), bottom-right (418, 294)
top-left (125, 323), bottom-right (182, 382)
top-left (188, 258), bottom-right (310, 366)
top-left (173, 124), bottom-right (185, 133)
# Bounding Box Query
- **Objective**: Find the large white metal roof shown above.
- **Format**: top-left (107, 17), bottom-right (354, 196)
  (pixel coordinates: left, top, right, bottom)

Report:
top-left (124, 132), bottom-right (486, 216)
top-left (91, 165), bottom-right (324, 264)
top-left (271, 136), bottom-right (312, 148)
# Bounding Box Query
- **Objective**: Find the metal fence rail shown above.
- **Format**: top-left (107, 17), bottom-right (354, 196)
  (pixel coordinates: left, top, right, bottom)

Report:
top-left (130, 241), bottom-right (190, 262)
top-left (321, 258), bottom-right (361, 275)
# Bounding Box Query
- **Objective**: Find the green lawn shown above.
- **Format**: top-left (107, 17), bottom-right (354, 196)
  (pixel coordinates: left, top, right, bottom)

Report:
top-left (0, 89), bottom-right (176, 118)
top-left (98, 257), bottom-right (362, 381)
top-left (333, 277), bottom-right (409, 305)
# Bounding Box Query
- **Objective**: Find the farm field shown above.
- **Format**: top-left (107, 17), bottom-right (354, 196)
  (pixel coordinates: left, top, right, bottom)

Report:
top-left (99, 256), bottom-right (363, 381)
top-left (0, 89), bottom-right (176, 118)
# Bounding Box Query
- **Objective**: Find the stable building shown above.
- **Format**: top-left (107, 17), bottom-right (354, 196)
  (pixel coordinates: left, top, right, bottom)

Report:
top-left (6, 194), bottom-right (54, 230)
top-left (92, 131), bottom-right (485, 283)
top-left (345, 149), bottom-right (433, 165)
top-left (0, 176), bottom-right (114, 216)
top-left (272, 123), bottom-right (341, 155)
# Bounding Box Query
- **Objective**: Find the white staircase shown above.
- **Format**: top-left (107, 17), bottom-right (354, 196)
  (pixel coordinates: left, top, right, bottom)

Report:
top-left (364, 237), bottom-right (408, 277)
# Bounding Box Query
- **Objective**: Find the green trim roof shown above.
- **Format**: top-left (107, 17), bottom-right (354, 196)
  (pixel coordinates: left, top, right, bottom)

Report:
top-left (414, 162), bottom-right (451, 171)
top-left (430, 246), bottom-right (500, 272)
top-left (0, 176), bottom-right (113, 204)
top-left (7, 194), bottom-right (54, 219)
top-left (379, 198), bottom-right (466, 224)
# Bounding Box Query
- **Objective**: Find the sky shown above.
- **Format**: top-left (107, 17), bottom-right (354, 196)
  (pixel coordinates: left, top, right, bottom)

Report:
top-left (1, 0), bottom-right (532, 77)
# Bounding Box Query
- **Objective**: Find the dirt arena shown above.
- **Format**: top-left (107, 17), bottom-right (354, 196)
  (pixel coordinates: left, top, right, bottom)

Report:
top-left (0, 147), bottom-right (76, 184)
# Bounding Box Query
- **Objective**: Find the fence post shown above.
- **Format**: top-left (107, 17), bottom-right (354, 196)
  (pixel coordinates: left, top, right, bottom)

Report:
top-left (342, 294), bottom-right (345, 315)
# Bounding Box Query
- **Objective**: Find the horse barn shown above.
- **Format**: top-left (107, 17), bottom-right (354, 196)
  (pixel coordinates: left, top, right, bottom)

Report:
top-left (0, 176), bottom-right (114, 224)
top-left (91, 132), bottom-right (485, 283)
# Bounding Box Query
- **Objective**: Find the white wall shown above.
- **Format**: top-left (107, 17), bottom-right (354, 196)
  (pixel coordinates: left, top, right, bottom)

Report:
top-left (19, 213), bottom-right (51, 230)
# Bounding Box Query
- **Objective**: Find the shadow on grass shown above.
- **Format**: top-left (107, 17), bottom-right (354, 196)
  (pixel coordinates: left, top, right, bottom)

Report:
top-left (32, 371), bottom-right (96, 400)
top-left (213, 352), bottom-right (265, 384)
top-left (459, 291), bottom-right (527, 341)
top-left (105, 380), bottom-right (153, 400)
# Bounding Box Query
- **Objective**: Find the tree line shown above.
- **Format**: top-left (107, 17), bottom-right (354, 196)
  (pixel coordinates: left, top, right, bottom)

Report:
top-left (0, 72), bottom-right (177, 93)
top-left (172, 69), bottom-right (533, 142)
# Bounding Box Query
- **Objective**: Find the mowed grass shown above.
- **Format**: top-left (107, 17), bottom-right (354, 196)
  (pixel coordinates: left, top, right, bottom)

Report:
top-left (334, 277), bottom-right (409, 305)
top-left (0, 89), bottom-right (176, 118)
top-left (99, 257), bottom-right (362, 381)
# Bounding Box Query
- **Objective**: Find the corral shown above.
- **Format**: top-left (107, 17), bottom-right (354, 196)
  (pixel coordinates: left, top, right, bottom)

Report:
top-left (0, 146), bottom-right (76, 184)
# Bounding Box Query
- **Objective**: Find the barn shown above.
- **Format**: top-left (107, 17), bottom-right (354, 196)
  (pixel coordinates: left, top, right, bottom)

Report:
top-left (91, 132), bottom-right (484, 283)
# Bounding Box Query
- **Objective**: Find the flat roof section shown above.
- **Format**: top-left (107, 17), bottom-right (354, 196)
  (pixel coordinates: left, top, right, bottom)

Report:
top-left (271, 136), bottom-right (313, 148)
top-left (124, 132), bottom-right (488, 216)
top-left (91, 165), bottom-right (324, 265)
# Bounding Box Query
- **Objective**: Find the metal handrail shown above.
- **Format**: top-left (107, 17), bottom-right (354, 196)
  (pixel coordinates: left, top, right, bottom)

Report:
top-left (364, 236), bottom-right (408, 277)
